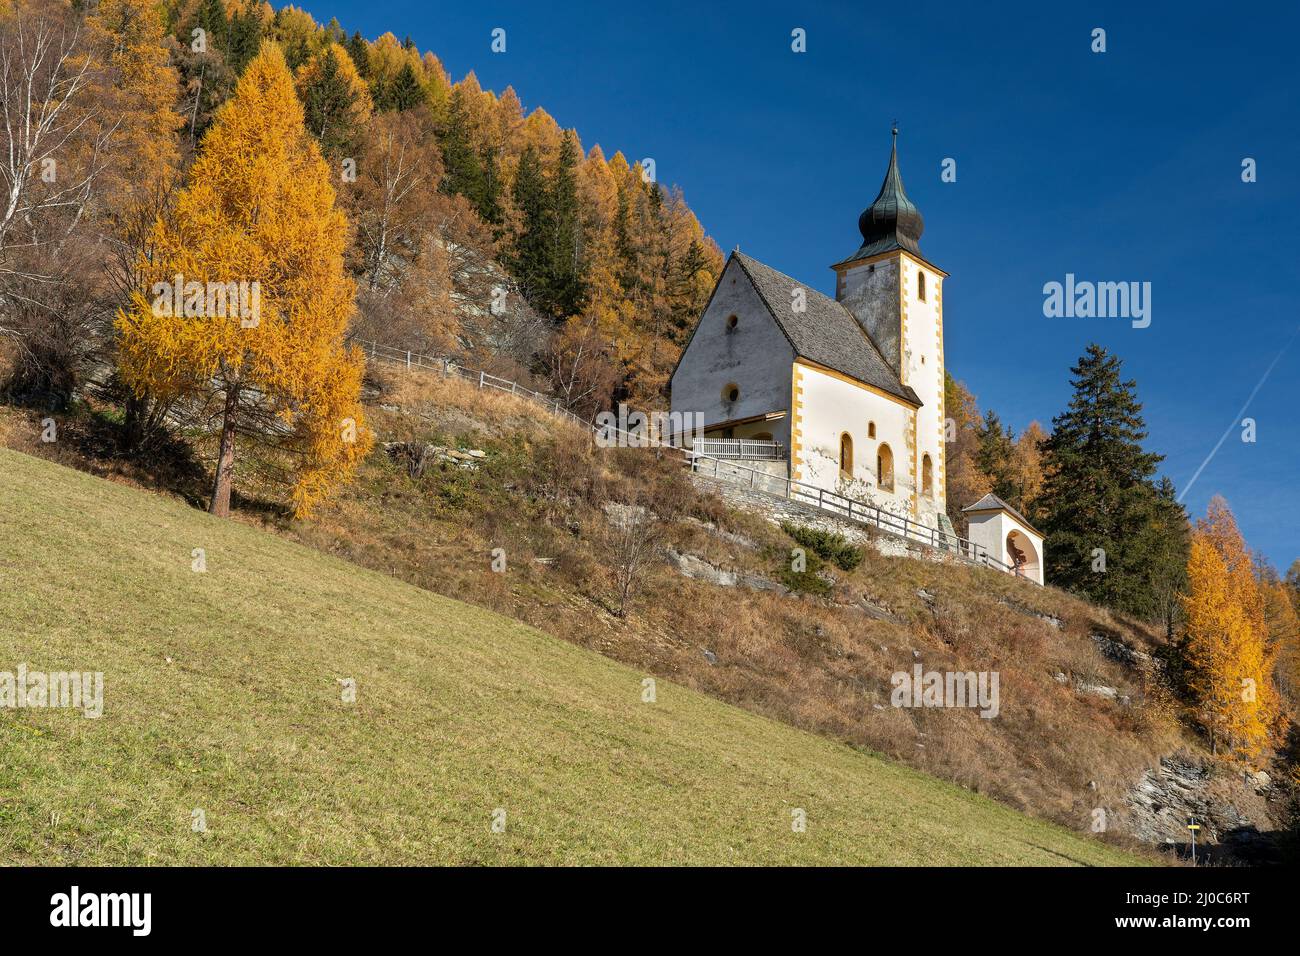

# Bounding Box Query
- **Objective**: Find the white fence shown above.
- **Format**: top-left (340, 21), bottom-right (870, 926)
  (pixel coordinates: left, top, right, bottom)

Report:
top-left (358, 339), bottom-right (1033, 582)
top-left (694, 438), bottom-right (785, 460)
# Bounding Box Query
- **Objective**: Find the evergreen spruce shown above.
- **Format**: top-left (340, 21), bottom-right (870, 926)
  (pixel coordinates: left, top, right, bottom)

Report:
top-left (225, 9), bottom-right (264, 76)
top-left (301, 47), bottom-right (363, 160)
top-left (440, 87), bottom-right (487, 203)
top-left (345, 32), bottom-right (371, 79)
top-left (385, 62), bottom-right (426, 112)
top-left (509, 146), bottom-right (552, 310)
top-left (547, 130), bottom-right (587, 318)
top-left (1040, 343), bottom-right (1186, 618)
top-left (976, 410), bottom-right (1018, 504)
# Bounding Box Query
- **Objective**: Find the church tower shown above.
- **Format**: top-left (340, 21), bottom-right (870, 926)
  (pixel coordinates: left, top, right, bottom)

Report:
top-left (832, 128), bottom-right (948, 520)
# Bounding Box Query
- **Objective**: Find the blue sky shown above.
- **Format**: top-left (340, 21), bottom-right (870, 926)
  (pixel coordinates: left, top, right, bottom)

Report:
top-left (304, 0), bottom-right (1298, 570)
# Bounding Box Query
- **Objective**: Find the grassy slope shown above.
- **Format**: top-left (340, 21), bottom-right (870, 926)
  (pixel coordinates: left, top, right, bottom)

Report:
top-left (0, 448), bottom-right (1145, 865)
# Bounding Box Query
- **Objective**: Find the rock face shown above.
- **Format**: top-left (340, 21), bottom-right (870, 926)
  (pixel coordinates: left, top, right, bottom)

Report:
top-left (1124, 754), bottom-right (1281, 864)
top-left (665, 548), bottom-right (738, 587)
top-left (385, 442), bottom-right (485, 477)
top-left (663, 548), bottom-right (788, 594)
top-left (1090, 631), bottom-right (1164, 678)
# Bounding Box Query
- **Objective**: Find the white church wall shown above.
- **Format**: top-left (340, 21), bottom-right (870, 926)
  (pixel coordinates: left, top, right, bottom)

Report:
top-left (792, 361), bottom-right (916, 520)
top-left (670, 257), bottom-right (794, 448)
top-left (898, 255), bottom-right (946, 522)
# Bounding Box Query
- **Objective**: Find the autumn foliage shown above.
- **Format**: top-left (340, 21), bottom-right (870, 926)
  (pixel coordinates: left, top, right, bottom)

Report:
top-left (1181, 497), bottom-right (1279, 762)
top-left (117, 41), bottom-right (371, 517)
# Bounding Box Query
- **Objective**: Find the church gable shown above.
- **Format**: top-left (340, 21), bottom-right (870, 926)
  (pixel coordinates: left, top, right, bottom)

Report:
top-left (670, 256), bottom-right (795, 435)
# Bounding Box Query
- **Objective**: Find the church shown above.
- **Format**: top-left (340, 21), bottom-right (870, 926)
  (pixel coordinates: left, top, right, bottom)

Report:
top-left (669, 130), bottom-right (1044, 584)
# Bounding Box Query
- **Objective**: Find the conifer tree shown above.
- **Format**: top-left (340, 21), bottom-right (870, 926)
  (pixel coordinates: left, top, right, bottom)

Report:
top-left (384, 61), bottom-right (425, 112)
top-left (193, 0), bottom-right (228, 50)
top-left (1039, 344), bottom-right (1184, 617)
top-left (1262, 575), bottom-right (1300, 710)
top-left (943, 372), bottom-right (990, 533)
top-left (225, 6), bottom-right (265, 76)
top-left (440, 85), bottom-right (487, 202)
top-left (297, 43), bottom-right (371, 161)
top-left (547, 129), bottom-right (586, 318)
top-left (345, 30), bottom-right (370, 78)
top-left (116, 43), bottom-right (371, 518)
top-left (1286, 560), bottom-right (1300, 613)
top-left (976, 410), bottom-right (1017, 503)
top-left (1182, 500), bottom-right (1277, 761)
top-left (509, 145), bottom-right (551, 308)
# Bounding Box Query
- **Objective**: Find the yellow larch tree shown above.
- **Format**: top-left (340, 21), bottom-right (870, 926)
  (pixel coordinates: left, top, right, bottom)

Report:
top-left (87, 0), bottom-right (183, 207)
top-left (116, 42), bottom-right (371, 518)
top-left (1182, 499), bottom-right (1278, 762)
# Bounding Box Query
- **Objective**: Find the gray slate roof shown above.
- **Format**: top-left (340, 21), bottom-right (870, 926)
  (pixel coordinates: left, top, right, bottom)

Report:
top-left (961, 493), bottom-right (1043, 536)
top-left (732, 252), bottom-right (920, 406)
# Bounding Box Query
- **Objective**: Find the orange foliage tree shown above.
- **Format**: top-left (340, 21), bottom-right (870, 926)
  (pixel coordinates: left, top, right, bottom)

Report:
top-left (1181, 497), bottom-right (1278, 762)
top-left (117, 42), bottom-right (371, 518)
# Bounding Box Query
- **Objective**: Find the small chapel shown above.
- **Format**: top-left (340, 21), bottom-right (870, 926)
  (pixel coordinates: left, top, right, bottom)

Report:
top-left (669, 129), bottom-right (1044, 583)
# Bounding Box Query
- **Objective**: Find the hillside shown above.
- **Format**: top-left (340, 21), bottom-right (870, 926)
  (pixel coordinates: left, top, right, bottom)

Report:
top-left (0, 445), bottom-right (1152, 865)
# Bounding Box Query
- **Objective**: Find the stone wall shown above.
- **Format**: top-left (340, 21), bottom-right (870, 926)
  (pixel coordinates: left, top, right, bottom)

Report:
top-left (696, 475), bottom-right (966, 566)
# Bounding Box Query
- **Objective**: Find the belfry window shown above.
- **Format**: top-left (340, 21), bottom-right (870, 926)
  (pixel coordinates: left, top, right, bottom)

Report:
top-left (922, 454), bottom-right (934, 498)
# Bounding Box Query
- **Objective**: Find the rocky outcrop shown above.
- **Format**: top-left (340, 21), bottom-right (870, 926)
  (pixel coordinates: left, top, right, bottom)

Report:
top-left (385, 441), bottom-right (485, 477)
top-left (663, 547), bottom-right (788, 594)
top-left (1124, 754), bottom-right (1281, 864)
top-left (1052, 670), bottom-right (1131, 706)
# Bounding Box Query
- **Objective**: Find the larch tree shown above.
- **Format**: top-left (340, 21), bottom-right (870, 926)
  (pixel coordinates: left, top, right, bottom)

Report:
top-left (116, 41), bottom-right (371, 518)
top-left (1262, 576), bottom-right (1300, 714)
top-left (942, 372), bottom-right (989, 534)
top-left (1181, 499), bottom-right (1277, 761)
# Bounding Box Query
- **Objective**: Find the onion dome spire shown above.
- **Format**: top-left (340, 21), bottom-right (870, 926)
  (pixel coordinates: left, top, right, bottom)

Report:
top-left (854, 124), bottom-right (925, 260)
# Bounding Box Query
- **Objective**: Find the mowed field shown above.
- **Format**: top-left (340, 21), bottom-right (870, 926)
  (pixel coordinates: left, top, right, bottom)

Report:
top-left (0, 448), bottom-right (1146, 865)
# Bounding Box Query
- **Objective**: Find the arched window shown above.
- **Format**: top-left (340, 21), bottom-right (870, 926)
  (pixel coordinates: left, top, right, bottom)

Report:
top-left (839, 433), bottom-right (853, 477)
top-left (722, 383), bottom-right (739, 403)
top-left (922, 454), bottom-right (933, 498)
top-left (867, 421), bottom-right (876, 439)
top-left (917, 271), bottom-right (926, 301)
top-left (877, 443), bottom-right (895, 492)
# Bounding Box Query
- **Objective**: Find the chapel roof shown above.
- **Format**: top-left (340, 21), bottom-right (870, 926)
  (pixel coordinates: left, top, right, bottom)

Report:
top-left (961, 493), bottom-right (1044, 537)
top-left (731, 251), bottom-right (920, 406)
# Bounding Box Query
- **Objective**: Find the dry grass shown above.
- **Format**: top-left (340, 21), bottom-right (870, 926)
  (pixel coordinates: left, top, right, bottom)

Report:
top-left (0, 446), bottom-right (1148, 865)
top-left (1, 363), bottom-right (1189, 854)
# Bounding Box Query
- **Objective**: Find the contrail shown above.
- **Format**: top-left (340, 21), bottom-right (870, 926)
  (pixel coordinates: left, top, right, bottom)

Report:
top-left (1178, 322), bottom-right (1300, 504)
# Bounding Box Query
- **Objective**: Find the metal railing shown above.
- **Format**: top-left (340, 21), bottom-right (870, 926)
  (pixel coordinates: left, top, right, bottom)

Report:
top-left (694, 438), bottom-right (785, 460)
top-left (357, 338), bottom-right (1034, 583)
top-left (685, 452), bottom-right (1020, 575)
